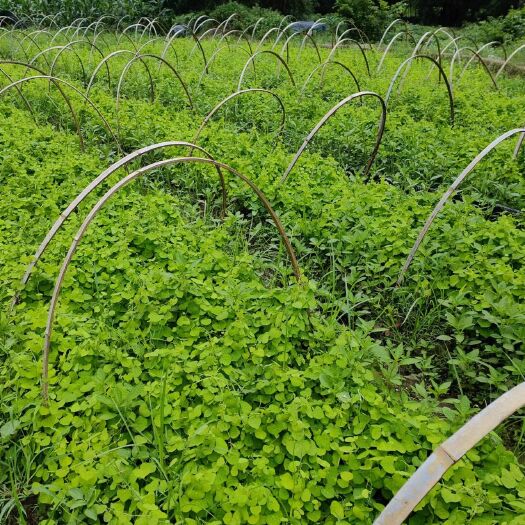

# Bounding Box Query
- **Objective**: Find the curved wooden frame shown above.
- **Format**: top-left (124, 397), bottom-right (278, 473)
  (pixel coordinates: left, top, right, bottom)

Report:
top-left (378, 18), bottom-right (406, 48)
top-left (85, 49), bottom-right (154, 97)
top-left (13, 141), bottom-right (227, 308)
top-left (0, 73), bottom-right (83, 149)
top-left (0, 31), bottom-right (30, 61)
top-left (400, 31), bottom-right (444, 84)
top-left (191, 88), bottom-right (286, 146)
top-left (0, 73), bottom-right (120, 152)
top-left (385, 54), bottom-right (455, 126)
top-left (50, 39), bottom-right (108, 86)
top-left (280, 91), bottom-right (387, 184)
top-left (377, 31), bottom-right (417, 73)
top-left (397, 128), bottom-right (525, 285)
top-left (495, 43), bottom-right (525, 78)
top-left (374, 382), bottom-right (525, 525)
top-left (189, 30), bottom-right (209, 74)
top-left (0, 65), bottom-right (36, 120)
top-left (280, 30), bottom-right (322, 65)
top-left (301, 60), bottom-right (360, 95)
top-left (237, 50), bottom-right (296, 91)
top-left (115, 31), bottom-right (139, 52)
top-left (450, 47), bottom-right (498, 92)
top-left (326, 37), bottom-right (370, 76)
top-left (115, 53), bottom-right (193, 113)
top-left (336, 27), bottom-right (372, 49)
top-left (19, 31), bottom-right (47, 59)
top-left (272, 21), bottom-right (299, 49)
top-left (213, 13), bottom-right (237, 37)
top-left (250, 18), bottom-right (265, 40)
top-left (204, 43), bottom-right (253, 76)
top-left (41, 156), bottom-right (301, 399)
top-left (34, 44), bottom-right (88, 84)
top-left (160, 29), bottom-right (185, 67)
top-left (468, 41), bottom-right (508, 67)
top-left (256, 27), bottom-right (280, 50)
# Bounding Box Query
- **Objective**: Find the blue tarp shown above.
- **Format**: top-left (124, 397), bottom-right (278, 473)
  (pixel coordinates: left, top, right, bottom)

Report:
top-left (288, 21), bottom-right (327, 32)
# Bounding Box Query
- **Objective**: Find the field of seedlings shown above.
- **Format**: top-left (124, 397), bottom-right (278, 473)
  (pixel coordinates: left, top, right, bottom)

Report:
top-left (0, 13), bottom-right (524, 525)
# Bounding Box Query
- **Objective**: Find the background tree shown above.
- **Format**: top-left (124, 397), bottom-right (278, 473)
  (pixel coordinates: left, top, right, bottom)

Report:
top-left (409, 0), bottom-right (524, 26)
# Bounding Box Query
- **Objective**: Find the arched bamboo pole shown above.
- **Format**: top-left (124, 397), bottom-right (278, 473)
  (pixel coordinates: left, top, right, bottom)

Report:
top-left (401, 31), bottom-right (443, 83)
top-left (336, 27), bottom-right (372, 49)
top-left (237, 20), bottom-right (258, 42)
top-left (191, 89), bottom-right (286, 146)
top-left (495, 43), bottom-right (525, 78)
top-left (0, 31), bottom-right (30, 61)
top-left (218, 29), bottom-right (253, 55)
top-left (0, 73), bottom-right (120, 152)
top-left (422, 27), bottom-right (457, 52)
top-left (298, 31), bottom-right (323, 61)
top-left (28, 44), bottom-right (67, 67)
top-left (19, 31), bottom-right (47, 58)
top-left (256, 27), bottom-right (280, 50)
top-left (450, 47), bottom-right (498, 91)
top-left (385, 55), bottom-right (455, 125)
top-left (272, 21), bottom-right (297, 49)
top-left (515, 129), bottom-right (525, 158)
top-left (91, 31), bottom-right (113, 53)
top-left (41, 156), bottom-right (301, 399)
top-left (85, 49), bottom-right (155, 98)
top-left (115, 31), bottom-right (139, 52)
top-left (189, 30), bottom-right (208, 74)
top-left (50, 39), bottom-right (108, 86)
top-left (160, 29), bottom-right (185, 66)
top-left (0, 73), bottom-right (84, 149)
top-left (378, 19), bottom-right (406, 47)
top-left (374, 382), bottom-right (525, 525)
top-left (307, 17), bottom-right (327, 36)
top-left (33, 44), bottom-right (88, 85)
top-left (251, 17), bottom-right (265, 39)
top-left (377, 31), bottom-right (417, 72)
top-left (237, 50), bottom-right (296, 90)
top-left (136, 37), bottom-right (161, 55)
top-left (280, 91), bottom-right (386, 184)
top-left (194, 18), bottom-right (217, 35)
top-left (115, 53), bottom-right (193, 111)
top-left (197, 45), bottom-right (253, 87)
top-left (195, 26), bottom-right (218, 49)
top-left (213, 13), bottom-right (237, 37)
top-left (49, 25), bottom-right (75, 46)
top-left (0, 65), bottom-right (36, 120)
top-left (397, 128), bottom-right (525, 285)
top-left (116, 14), bottom-right (132, 34)
top-left (138, 17), bottom-right (159, 38)
top-left (301, 60), bottom-right (360, 95)
top-left (326, 37), bottom-right (370, 76)
top-left (13, 142), bottom-right (227, 308)
top-left (280, 30), bottom-right (322, 64)
top-left (122, 23), bottom-right (148, 40)
top-left (467, 41), bottom-right (508, 67)
top-left (277, 15), bottom-right (294, 33)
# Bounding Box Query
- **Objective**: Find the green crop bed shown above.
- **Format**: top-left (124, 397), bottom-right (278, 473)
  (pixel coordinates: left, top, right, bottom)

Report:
top-left (0, 25), bottom-right (524, 525)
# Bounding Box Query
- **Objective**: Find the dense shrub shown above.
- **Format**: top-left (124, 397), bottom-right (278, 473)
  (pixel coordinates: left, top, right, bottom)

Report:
top-left (335, 0), bottom-right (406, 39)
top-left (209, 2), bottom-right (284, 35)
top-left (462, 6), bottom-right (525, 43)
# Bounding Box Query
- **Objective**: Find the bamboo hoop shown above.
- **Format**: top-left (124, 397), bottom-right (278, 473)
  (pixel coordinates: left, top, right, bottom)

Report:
top-left (397, 128), bottom-right (525, 285)
top-left (41, 156), bottom-right (301, 400)
top-left (385, 54), bottom-right (454, 126)
top-left (191, 89), bottom-right (286, 147)
top-left (374, 382), bottom-right (525, 525)
top-left (280, 91), bottom-right (386, 184)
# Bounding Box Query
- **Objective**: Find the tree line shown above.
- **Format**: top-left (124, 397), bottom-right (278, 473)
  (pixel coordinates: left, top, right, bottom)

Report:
top-left (165, 0), bottom-right (525, 26)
